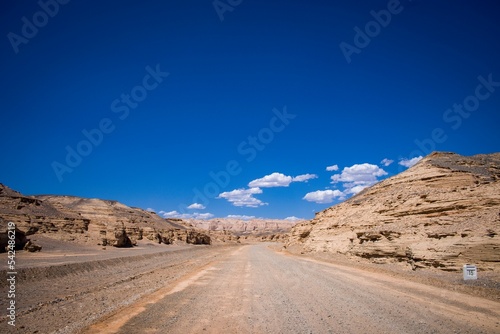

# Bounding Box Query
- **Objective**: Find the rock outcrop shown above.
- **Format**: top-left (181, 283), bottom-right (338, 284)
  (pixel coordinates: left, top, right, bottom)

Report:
top-left (0, 184), bottom-right (211, 249)
top-left (181, 218), bottom-right (300, 243)
top-left (185, 218), bottom-right (299, 237)
top-left (23, 240), bottom-right (42, 252)
top-left (0, 185), bottom-right (90, 239)
top-left (286, 152), bottom-right (500, 272)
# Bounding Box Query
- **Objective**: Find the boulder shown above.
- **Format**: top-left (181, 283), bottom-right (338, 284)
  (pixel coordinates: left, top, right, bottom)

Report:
top-left (113, 229), bottom-right (133, 248)
top-left (23, 240), bottom-right (42, 252)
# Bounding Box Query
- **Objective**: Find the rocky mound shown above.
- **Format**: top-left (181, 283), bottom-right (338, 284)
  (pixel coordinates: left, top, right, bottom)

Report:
top-left (286, 152), bottom-right (500, 272)
top-left (0, 184), bottom-right (211, 251)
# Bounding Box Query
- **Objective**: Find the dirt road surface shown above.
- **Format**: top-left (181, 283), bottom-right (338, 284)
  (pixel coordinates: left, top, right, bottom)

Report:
top-left (82, 244), bottom-right (500, 334)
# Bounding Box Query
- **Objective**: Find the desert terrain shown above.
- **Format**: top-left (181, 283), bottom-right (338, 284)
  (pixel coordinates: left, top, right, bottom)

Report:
top-left (0, 241), bottom-right (499, 333)
top-left (287, 152), bottom-right (500, 272)
top-left (1, 152), bottom-right (499, 333)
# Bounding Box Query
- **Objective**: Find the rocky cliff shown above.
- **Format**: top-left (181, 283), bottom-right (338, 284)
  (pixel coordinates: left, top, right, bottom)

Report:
top-left (182, 218), bottom-right (299, 243)
top-left (0, 185), bottom-right (211, 251)
top-left (185, 218), bottom-right (298, 236)
top-left (286, 152), bottom-right (500, 272)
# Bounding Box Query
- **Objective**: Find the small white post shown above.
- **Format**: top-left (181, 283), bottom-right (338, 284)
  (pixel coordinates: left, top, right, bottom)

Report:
top-left (463, 264), bottom-right (477, 280)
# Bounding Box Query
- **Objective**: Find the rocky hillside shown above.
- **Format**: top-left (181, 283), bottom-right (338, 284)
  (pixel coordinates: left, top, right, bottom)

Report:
top-left (180, 218), bottom-right (300, 243)
top-left (185, 218), bottom-right (299, 236)
top-left (286, 152), bottom-right (500, 272)
top-left (0, 185), bottom-right (211, 251)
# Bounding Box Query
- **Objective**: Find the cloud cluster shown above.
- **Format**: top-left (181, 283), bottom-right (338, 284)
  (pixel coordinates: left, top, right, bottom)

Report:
top-left (292, 173), bottom-right (318, 182)
top-left (248, 172), bottom-right (317, 188)
top-left (303, 162), bottom-right (388, 204)
top-left (217, 187), bottom-right (267, 207)
top-left (219, 172), bottom-right (318, 208)
top-left (380, 158), bottom-right (394, 167)
top-left (248, 173), bottom-right (292, 188)
top-left (284, 216), bottom-right (303, 221)
top-left (156, 202), bottom-right (211, 220)
top-left (303, 189), bottom-right (344, 204)
top-left (155, 152), bottom-right (418, 215)
top-left (326, 164), bottom-right (339, 171)
top-left (331, 163), bottom-right (387, 193)
top-left (159, 210), bottom-right (214, 220)
top-left (187, 203), bottom-right (206, 210)
top-left (226, 215), bottom-right (256, 220)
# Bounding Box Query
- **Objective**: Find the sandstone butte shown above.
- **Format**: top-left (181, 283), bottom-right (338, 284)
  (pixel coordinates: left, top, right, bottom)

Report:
top-left (184, 218), bottom-right (299, 242)
top-left (0, 186), bottom-right (212, 249)
top-left (286, 152), bottom-right (500, 272)
top-left (0, 184), bottom-right (296, 251)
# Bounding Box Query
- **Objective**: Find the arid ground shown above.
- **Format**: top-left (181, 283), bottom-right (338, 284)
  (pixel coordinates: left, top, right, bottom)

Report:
top-left (1, 238), bottom-right (499, 334)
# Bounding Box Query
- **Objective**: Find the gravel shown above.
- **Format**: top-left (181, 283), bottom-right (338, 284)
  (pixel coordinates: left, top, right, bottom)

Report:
top-left (2, 243), bottom-right (499, 333)
top-left (86, 244), bottom-right (500, 334)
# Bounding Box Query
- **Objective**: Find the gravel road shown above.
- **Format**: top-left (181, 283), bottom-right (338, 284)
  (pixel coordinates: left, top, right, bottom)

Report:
top-left (83, 244), bottom-right (500, 334)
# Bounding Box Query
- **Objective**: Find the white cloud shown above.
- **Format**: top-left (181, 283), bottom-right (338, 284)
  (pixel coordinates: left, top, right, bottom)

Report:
top-left (326, 164), bottom-right (339, 171)
top-left (249, 172), bottom-right (318, 188)
top-left (217, 187), bottom-right (267, 207)
top-left (346, 185), bottom-right (369, 195)
top-left (159, 210), bottom-right (178, 218)
top-left (187, 203), bottom-right (206, 210)
top-left (399, 156), bottom-right (423, 168)
top-left (284, 216), bottom-right (303, 221)
top-left (248, 173), bottom-right (292, 188)
top-left (330, 163), bottom-right (388, 194)
top-left (380, 158), bottom-right (394, 167)
top-left (303, 189), bottom-right (345, 204)
top-left (226, 215), bottom-right (256, 220)
top-left (292, 174), bottom-right (318, 182)
top-left (146, 208), bottom-right (155, 212)
top-left (195, 213), bottom-right (215, 219)
top-left (159, 210), bottom-right (214, 220)
top-left (331, 163), bottom-right (387, 185)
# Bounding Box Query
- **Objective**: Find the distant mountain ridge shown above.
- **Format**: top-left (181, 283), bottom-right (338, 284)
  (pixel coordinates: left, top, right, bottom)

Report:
top-left (286, 152), bottom-right (500, 272)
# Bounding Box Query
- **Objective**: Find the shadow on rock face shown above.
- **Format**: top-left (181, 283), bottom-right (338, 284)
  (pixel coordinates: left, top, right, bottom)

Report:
top-left (23, 240), bottom-right (42, 252)
top-left (114, 229), bottom-right (133, 248)
top-left (0, 228), bottom-right (28, 252)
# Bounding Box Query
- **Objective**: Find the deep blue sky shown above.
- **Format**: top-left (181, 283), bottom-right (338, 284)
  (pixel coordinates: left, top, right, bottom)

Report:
top-left (1, 0), bottom-right (499, 220)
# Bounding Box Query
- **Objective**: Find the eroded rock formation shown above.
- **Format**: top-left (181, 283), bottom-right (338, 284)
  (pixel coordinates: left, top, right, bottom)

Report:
top-left (185, 218), bottom-right (299, 238)
top-left (286, 152), bottom-right (500, 272)
top-left (0, 184), bottom-right (211, 248)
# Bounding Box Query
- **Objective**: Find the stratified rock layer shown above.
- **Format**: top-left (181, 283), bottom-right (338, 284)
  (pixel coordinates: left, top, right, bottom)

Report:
top-left (182, 218), bottom-right (299, 243)
top-left (287, 152), bottom-right (500, 271)
top-left (186, 218), bottom-right (298, 236)
top-left (0, 185), bottom-right (211, 250)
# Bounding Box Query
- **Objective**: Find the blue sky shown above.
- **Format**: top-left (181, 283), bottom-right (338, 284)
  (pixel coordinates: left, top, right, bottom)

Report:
top-left (1, 0), bottom-right (499, 220)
